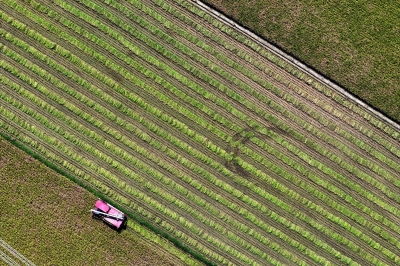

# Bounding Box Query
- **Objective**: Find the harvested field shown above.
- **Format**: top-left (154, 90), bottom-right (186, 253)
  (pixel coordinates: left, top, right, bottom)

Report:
top-left (0, 0), bottom-right (399, 265)
top-left (0, 137), bottom-right (194, 266)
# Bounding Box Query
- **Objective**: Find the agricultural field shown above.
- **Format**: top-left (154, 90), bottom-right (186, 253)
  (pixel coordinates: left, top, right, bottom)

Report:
top-left (0, 136), bottom-right (197, 266)
top-left (0, 0), bottom-right (399, 265)
top-left (203, 0), bottom-right (400, 122)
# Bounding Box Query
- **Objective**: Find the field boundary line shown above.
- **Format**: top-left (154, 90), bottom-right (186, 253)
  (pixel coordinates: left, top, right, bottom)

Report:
top-left (189, 0), bottom-right (400, 131)
top-left (0, 250), bottom-right (20, 266)
top-left (0, 239), bottom-right (36, 266)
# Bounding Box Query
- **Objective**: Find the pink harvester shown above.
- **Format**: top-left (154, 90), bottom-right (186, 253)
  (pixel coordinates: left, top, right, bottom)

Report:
top-left (91, 199), bottom-right (127, 230)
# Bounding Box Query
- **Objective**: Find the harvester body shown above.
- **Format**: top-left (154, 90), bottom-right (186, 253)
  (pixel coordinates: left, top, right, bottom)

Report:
top-left (91, 199), bottom-right (127, 230)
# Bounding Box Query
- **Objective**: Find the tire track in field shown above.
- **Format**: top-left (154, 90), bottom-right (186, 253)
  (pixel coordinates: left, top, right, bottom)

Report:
top-left (1, 0), bottom-right (398, 264)
top-left (0, 238), bottom-right (36, 266)
top-left (3, 1), bottom-right (396, 264)
top-left (157, 0), bottom-right (400, 181)
top-left (101, 0), bottom-right (400, 200)
top-left (0, 57), bottom-right (282, 264)
top-left (0, 99), bottom-right (244, 266)
top-left (133, 0), bottom-right (400, 214)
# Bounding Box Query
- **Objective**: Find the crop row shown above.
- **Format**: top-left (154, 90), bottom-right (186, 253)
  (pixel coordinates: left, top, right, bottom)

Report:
top-left (0, 47), bottom-right (327, 265)
top-left (1, 1), bottom-right (398, 264)
top-left (61, 0), bottom-right (400, 211)
top-left (0, 89), bottom-right (237, 265)
top-left (172, 0), bottom-right (400, 141)
top-left (2, 4), bottom-right (396, 264)
top-left (150, 0), bottom-right (400, 163)
top-left (109, 0), bottom-right (400, 181)
top-left (0, 18), bottom-right (394, 266)
top-left (49, 0), bottom-right (400, 228)
top-left (125, 219), bottom-right (211, 266)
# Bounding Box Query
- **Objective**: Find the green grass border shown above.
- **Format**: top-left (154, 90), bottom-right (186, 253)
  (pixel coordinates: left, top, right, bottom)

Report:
top-left (0, 130), bottom-right (216, 266)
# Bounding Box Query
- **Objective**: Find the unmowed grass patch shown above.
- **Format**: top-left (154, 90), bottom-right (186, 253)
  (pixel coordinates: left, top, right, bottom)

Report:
top-left (0, 137), bottom-right (184, 266)
top-left (203, 0), bottom-right (400, 122)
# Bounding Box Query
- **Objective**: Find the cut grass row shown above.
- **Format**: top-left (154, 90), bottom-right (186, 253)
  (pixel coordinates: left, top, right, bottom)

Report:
top-left (199, 0), bottom-right (400, 123)
top-left (179, 0), bottom-right (397, 125)
top-left (0, 133), bottom-right (205, 266)
top-left (0, 18), bottom-right (396, 266)
top-left (3, 0), bottom-right (400, 260)
top-left (26, 0), bottom-right (400, 225)
top-left (62, 0), bottom-right (400, 190)
top-left (1, 0), bottom-right (398, 264)
top-left (0, 48), bottom-right (320, 265)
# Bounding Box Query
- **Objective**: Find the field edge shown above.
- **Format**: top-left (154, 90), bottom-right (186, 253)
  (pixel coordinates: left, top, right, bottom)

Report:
top-left (195, 0), bottom-right (400, 126)
top-left (0, 131), bottom-right (210, 266)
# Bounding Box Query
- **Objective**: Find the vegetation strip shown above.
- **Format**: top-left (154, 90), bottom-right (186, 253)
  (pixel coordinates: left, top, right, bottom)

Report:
top-left (0, 5), bottom-right (396, 262)
top-left (0, 14), bottom-right (374, 264)
top-left (1, 1), bottom-right (398, 264)
top-left (0, 0), bottom-right (399, 265)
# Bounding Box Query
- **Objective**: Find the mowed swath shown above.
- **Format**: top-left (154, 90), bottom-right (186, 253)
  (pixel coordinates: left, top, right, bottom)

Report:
top-left (0, 0), bottom-right (399, 265)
